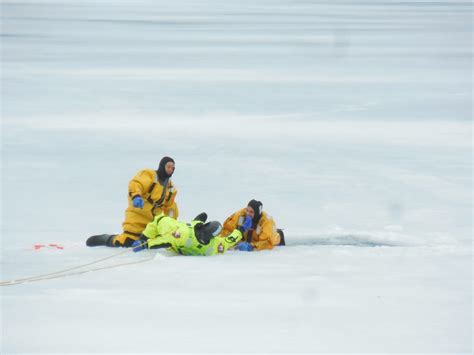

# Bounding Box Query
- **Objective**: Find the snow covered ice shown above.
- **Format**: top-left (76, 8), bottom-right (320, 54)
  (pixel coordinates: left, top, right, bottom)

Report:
top-left (1, 0), bottom-right (472, 354)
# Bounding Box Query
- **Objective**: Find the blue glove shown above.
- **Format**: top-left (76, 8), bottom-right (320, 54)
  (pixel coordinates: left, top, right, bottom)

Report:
top-left (239, 216), bottom-right (252, 233)
top-left (131, 239), bottom-right (147, 252)
top-left (132, 195), bottom-right (144, 209)
top-left (236, 241), bottom-right (253, 252)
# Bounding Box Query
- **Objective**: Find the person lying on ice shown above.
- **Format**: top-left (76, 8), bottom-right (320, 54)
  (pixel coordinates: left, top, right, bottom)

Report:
top-left (86, 156), bottom-right (179, 248)
top-left (220, 199), bottom-right (285, 252)
top-left (131, 212), bottom-right (253, 256)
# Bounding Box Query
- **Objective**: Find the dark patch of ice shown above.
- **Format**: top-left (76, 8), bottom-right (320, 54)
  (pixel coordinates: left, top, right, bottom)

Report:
top-left (287, 235), bottom-right (398, 247)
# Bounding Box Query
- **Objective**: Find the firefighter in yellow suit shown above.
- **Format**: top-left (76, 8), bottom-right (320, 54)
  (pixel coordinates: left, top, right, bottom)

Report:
top-left (86, 156), bottom-right (178, 248)
top-left (221, 199), bottom-right (284, 251)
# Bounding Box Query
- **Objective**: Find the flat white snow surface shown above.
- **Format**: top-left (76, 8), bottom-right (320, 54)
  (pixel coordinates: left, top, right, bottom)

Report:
top-left (1, 0), bottom-right (472, 354)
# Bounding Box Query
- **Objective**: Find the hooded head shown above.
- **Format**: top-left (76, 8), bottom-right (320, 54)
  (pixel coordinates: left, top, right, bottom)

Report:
top-left (246, 199), bottom-right (263, 225)
top-left (157, 156), bottom-right (175, 182)
top-left (194, 221), bottom-right (222, 245)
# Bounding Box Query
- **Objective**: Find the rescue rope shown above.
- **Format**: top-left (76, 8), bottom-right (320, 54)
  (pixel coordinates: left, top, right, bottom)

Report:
top-left (0, 243), bottom-right (152, 287)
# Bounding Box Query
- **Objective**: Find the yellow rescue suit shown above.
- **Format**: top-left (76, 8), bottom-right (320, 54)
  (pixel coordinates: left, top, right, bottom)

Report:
top-left (142, 214), bottom-right (243, 256)
top-left (221, 208), bottom-right (280, 251)
top-left (111, 169), bottom-right (178, 247)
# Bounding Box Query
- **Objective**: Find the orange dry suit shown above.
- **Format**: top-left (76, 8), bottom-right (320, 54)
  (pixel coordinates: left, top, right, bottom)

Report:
top-left (221, 208), bottom-right (280, 251)
top-left (111, 169), bottom-right (178, 247)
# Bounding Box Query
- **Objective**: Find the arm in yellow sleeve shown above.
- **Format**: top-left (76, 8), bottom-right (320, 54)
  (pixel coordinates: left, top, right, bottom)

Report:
top-left (142, 214), bottom-right (174, 249)
top-left (128, 170), bottom-right (154, 198)
top-left (222, 210), bottom-right (244, 237)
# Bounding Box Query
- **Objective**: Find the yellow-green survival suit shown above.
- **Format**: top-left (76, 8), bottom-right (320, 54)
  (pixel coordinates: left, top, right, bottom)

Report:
top-left (132, 213), bottom-right (247, 256)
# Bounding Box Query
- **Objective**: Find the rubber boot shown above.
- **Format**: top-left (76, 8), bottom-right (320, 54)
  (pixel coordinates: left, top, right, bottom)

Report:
top-left (193, 212), bottom-right (208, 223)
top-left (86, 234), bottom-right (116, 247)
top-left (277, 229), bottom-right (285, 246)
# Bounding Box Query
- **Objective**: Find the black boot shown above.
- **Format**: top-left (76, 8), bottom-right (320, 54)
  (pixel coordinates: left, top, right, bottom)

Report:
top-left (193, 212), bottom-right (208, 223)
top-left (277, 229), bottom-right (285, 246)
top-left (86, 234), bottom-right (116, 247)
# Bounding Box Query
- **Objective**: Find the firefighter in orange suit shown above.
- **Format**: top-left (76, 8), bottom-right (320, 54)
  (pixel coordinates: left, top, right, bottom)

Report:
top-left (86, 156), bottom-right (178, 248)
top-left (221, 199), bottom-right (284, 251)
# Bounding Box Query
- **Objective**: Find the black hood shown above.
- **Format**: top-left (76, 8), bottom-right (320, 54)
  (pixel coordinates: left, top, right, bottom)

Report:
top-left (247, 199), bottom-right (263, 226)
top-left (157, 156), bottom-right (175, 182)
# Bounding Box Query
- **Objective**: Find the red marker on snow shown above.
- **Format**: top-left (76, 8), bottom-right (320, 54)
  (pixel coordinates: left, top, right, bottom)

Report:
top-left (33, 243), bottom-right (64, 250)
